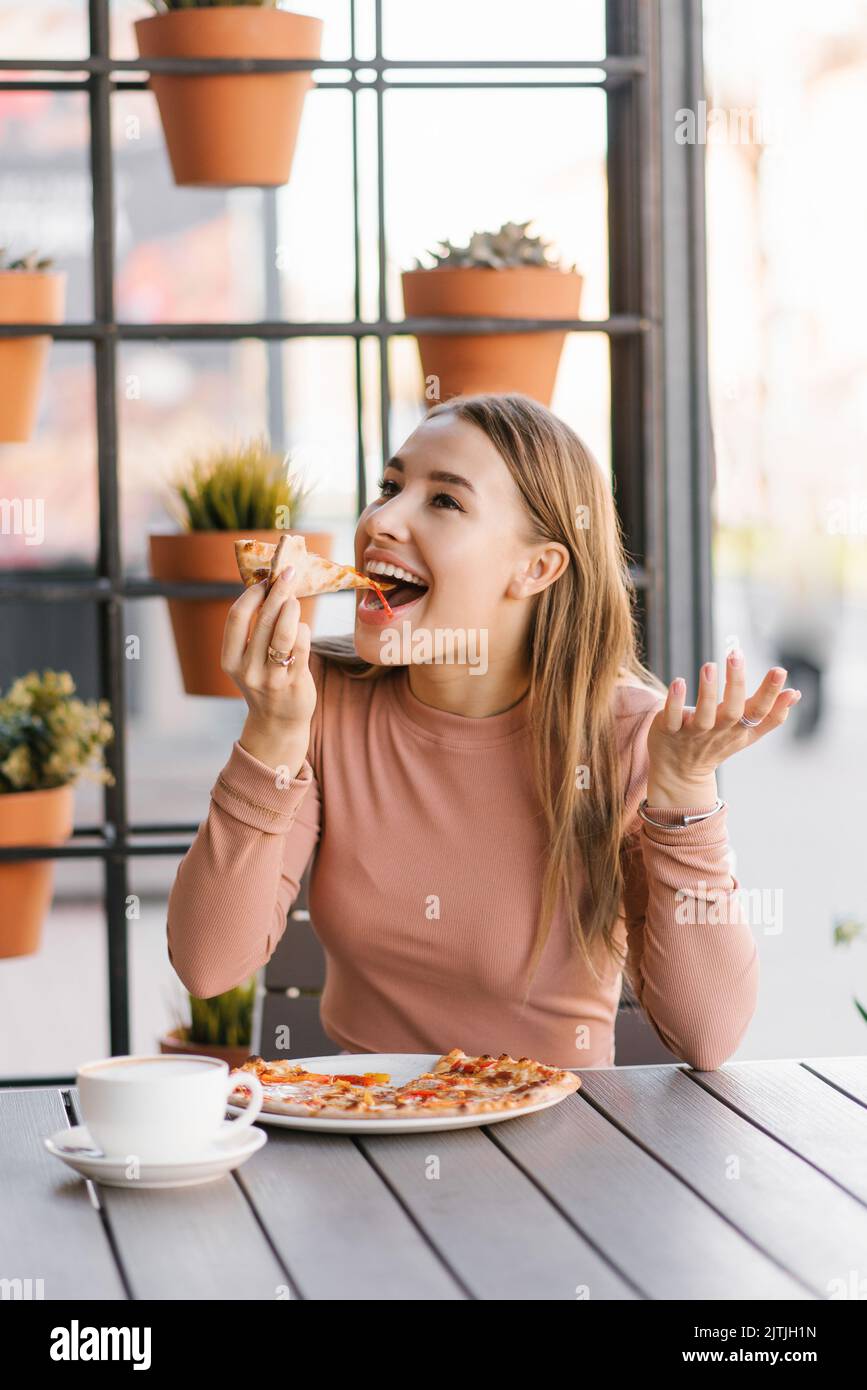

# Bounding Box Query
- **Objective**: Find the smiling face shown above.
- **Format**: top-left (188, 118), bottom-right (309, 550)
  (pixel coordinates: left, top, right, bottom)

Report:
top-left (353, 411), bottom-right (568, 667)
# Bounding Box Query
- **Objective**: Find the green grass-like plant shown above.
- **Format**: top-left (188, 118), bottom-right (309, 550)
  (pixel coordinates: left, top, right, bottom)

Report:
top-left (186, 977), bottom-right (256, 1048)
top-left (0, 248), bottom-right (54, 271)
top-left (167, 436), bottom-right (310, 532)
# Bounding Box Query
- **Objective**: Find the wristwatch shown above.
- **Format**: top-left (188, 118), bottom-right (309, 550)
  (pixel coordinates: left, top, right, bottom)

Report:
top-left (637, 797), bottom-right (726, 828)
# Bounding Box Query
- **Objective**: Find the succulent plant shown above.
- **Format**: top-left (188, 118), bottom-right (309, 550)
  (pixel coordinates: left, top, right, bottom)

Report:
top-left (0, 670), bottom-right (113, 794)
top-left (413, 220), bottom-right (576, 272)
top-left (0, 248), bottom-right (54, 272)
top-left (146, 1), bottom-right (276, 11)
top-left (167, 435), bottom-right (311, 532)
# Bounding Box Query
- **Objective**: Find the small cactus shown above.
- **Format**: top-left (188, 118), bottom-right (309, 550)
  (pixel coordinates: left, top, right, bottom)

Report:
top-left (414, 220), bottom-right (576, 272)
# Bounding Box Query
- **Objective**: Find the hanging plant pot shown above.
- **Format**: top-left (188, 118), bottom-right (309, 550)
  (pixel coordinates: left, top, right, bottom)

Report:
top-left (159, 1027), bottom-right (252, 1071)
top-left (0, 270), bottom-right (66, 442)
top-left (0, 785), bottom-right (74, 958)
top-left (401, 265), bottom-right (584, 407)
top-left (134, 7), bottom-right (323, 188)
top-left (149, 529), bottom-right (334, 699)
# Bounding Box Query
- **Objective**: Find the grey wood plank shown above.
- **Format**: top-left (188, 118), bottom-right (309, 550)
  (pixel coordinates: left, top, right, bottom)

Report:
top-left (800, 1056), bottom-right (867, 1108)
top-left (576, 1064), bottom-right (867, 1299)
top-left (491, 1078), bottom-right (813, 1301)
top-left (356, 1115), bottom-right (639, 1300)
top-left (683, 1061), bottom-right (867, 1205)
top-left (235, 1130), bottom-right (465, 1300)
top-left (68, 1089), bottom-right (288, 1301)
top-left (0, 1088), bottom-right (126, 1300)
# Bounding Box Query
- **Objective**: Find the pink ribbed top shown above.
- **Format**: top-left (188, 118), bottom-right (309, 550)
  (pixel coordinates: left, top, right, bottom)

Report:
top-left (166, 652), bottom-right (759, 1070)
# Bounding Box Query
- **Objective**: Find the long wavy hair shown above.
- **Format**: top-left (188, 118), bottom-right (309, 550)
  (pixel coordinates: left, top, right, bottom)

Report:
top-left (311, 393), bottom-right (666, 998)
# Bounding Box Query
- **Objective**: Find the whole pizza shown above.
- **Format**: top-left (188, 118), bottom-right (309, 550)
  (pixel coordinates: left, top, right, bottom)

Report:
top-left (229, 1048), bottom-right (581, 1120)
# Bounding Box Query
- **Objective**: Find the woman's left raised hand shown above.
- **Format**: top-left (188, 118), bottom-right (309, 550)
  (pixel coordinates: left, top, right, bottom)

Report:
top-left (644, 650), bottom-right (802, 809)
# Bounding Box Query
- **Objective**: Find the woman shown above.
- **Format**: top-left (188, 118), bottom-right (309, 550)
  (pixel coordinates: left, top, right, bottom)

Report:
top-left (166, 393), bottom-right (799, 1070)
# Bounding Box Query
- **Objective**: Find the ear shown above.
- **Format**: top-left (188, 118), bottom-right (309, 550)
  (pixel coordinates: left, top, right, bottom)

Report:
top-left (507, 543), bottom-right (570, 598)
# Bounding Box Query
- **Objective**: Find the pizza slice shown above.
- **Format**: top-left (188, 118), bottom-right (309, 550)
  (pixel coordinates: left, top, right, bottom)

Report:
top-left (229, 1055), bottom-right (397, 1118)
top-left (234, 534), bottom-right (395, 616)
top-left (234, 1055), bottom-right (391, 1086)
top-left (396, 1050), bottom-right (581, 1107)
top-left (234, 538), bottom-right (275, 590)
top-left (229, 1049), bottom-right (580, 1119)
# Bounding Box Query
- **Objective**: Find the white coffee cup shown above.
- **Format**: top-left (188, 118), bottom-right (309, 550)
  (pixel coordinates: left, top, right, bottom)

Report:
top-left (76, 1054), bottom-right (264, 1163)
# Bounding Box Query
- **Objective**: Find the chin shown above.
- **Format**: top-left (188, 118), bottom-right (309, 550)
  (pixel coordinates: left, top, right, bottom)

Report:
top-left (352, 627), bottom-right (399, 666)
top-left (352, 617), bottom-right (413, 667)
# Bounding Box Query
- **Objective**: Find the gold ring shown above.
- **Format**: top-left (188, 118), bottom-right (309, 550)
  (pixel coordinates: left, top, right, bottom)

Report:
top-left (267, 646), bottom-right (296, 667)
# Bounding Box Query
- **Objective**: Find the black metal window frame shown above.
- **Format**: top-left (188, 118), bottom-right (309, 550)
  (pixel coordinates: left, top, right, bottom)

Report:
top-left (0, 0), bottom-right (711, 1085)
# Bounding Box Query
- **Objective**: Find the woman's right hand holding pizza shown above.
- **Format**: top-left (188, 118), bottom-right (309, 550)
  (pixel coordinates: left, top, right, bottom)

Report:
top-left (221, 566), bottom-right (317, 777)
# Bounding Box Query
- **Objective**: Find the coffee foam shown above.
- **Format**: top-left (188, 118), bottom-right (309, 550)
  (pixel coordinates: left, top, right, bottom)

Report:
top-left (79, 1057), bottom-right (222, 1081)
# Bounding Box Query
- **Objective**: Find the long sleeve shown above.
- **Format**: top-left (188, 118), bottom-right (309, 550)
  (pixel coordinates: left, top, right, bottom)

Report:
top-left (166, 740), bottom-right (321, 998)
top-left (619, 702), bottom-right (760, 1071)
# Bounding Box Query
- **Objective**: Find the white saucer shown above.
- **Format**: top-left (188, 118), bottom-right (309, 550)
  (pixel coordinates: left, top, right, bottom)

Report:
top-left (44, 1120), bottom-right (267, 1189)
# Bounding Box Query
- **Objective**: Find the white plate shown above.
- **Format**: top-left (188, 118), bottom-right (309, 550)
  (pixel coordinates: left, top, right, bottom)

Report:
top-left (226, 1052), bottom-right (579, 1133)
top-left (44, 1120), bottom-right (267, 1188)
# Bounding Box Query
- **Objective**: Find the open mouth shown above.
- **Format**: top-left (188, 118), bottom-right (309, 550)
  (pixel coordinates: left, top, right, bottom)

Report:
top-left (361, 563), bottom-right (430, 613)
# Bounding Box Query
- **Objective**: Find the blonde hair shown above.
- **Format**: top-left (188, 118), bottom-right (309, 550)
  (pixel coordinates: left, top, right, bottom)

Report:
top-left (312, 393), bottom-right (666, 996)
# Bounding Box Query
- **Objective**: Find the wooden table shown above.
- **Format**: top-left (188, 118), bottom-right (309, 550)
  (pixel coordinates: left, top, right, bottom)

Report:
top-left (3, 1056), bottom-right (867, 1301)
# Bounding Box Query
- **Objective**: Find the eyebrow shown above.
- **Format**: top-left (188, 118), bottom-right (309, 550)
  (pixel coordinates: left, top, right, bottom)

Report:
top-left (384, 455), bottom-right (477, 495)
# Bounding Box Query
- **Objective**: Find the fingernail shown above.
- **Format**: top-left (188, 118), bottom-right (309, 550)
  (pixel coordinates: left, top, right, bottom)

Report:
top-left (280, 565), bottom-right (295, 581)
top-left (703, 662), bottom-right (716, 680)
top-left (671, 677), bottom-right (685, 696)
top-left (771, 667), bottom-right (786, 683)
top-left (791, 689), bottom-right (802, 702)
top-left (729, 649), bottom-right (743, 667)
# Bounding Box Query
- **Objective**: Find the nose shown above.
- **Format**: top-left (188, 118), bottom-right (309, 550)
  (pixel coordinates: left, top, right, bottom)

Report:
top-left (366, 494), bottom-right (413, 542)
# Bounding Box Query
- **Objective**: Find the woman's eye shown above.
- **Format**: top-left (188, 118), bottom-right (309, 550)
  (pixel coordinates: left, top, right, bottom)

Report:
top-left (375, 478), bottom-right (463, 512)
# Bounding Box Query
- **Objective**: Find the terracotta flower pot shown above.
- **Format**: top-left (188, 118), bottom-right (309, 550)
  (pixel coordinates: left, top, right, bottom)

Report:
top-left (0, 270), bottom-right (66, 441)
top-left (401, 265), bottom-right (584, 406)
top-left (159, 1027), bottom-right (252, 1071)
top-left (149, 529), bottom-right (333, 699)
top-left (134, 7), bottom-right (323, 188)
top-left (0, 784), bottom-right (74, 958)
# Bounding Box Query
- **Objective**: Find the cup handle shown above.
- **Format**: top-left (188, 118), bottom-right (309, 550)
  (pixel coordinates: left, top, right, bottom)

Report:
top-left (214, 1069), bottom-right (264, 1139)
